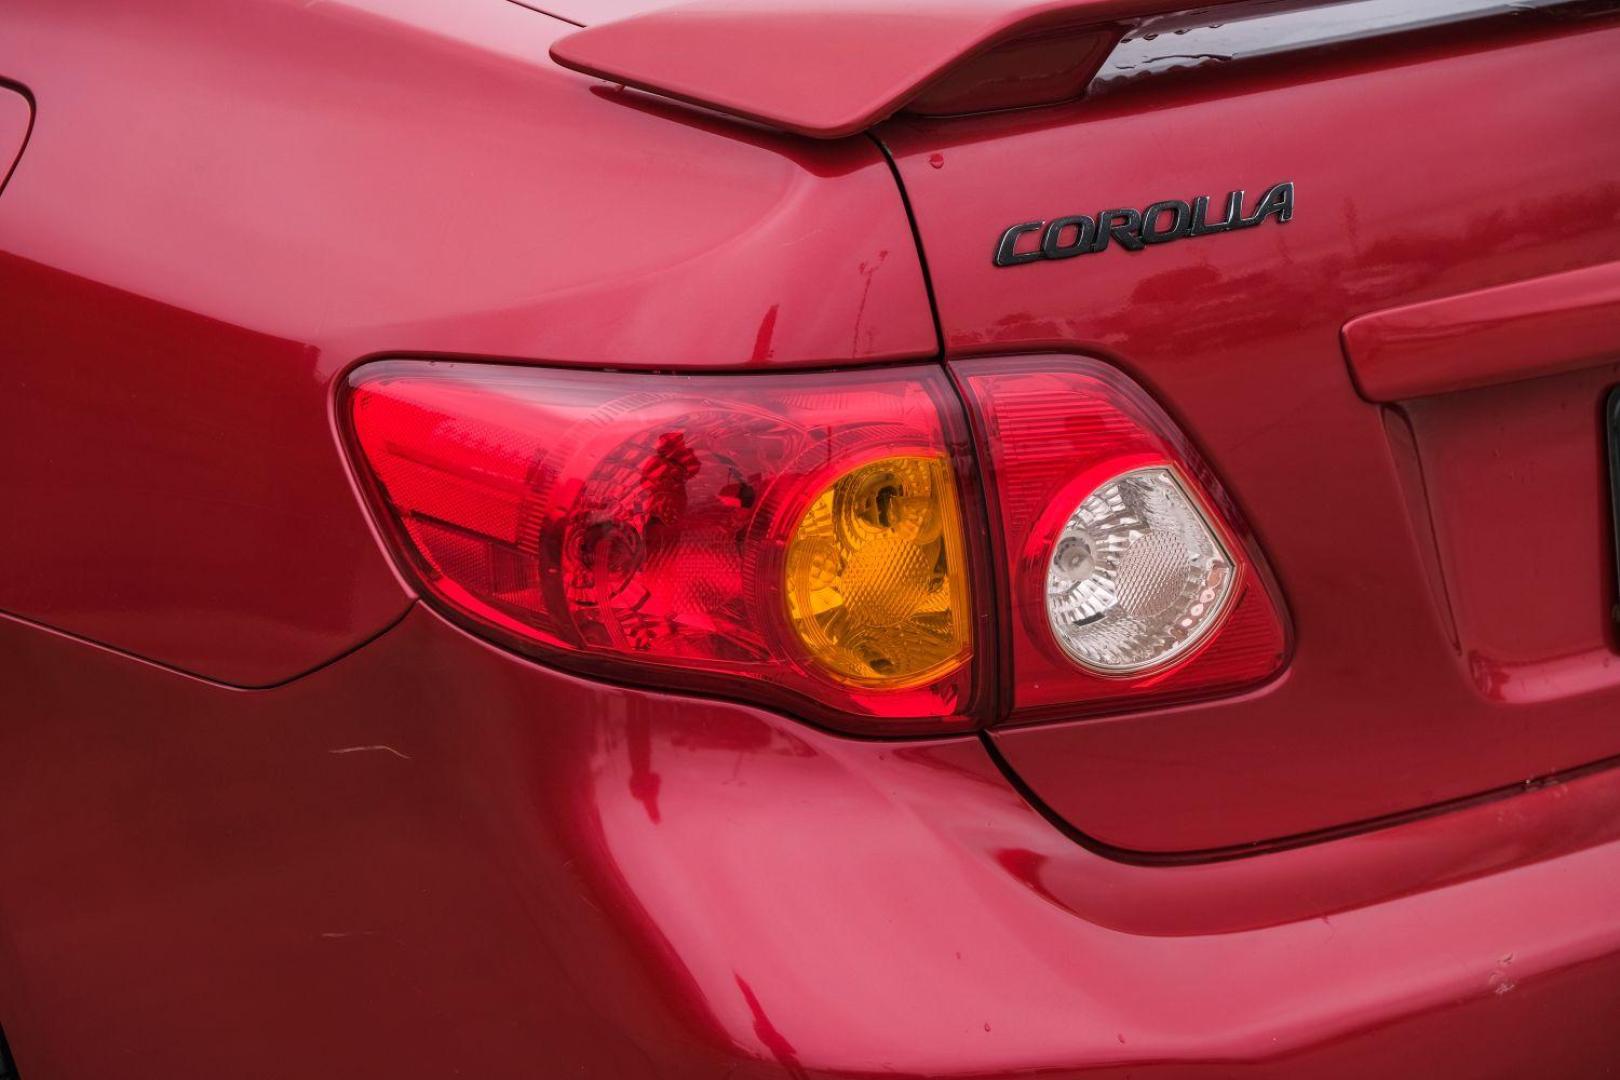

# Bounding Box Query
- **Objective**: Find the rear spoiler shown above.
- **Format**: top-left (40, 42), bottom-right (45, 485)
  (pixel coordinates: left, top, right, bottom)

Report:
top-left (548, 0), bottom-right (1257, 139)
top-left (548, 0), bottom-right (1601, 138)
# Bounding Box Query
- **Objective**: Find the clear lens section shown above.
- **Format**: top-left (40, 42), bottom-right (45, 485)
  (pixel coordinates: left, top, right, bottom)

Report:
top-left (1046, 466), bottom-right (1234, 673)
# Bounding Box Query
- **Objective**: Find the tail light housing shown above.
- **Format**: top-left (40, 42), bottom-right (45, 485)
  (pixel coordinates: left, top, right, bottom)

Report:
top-left (344, 361), bottom-right (989, 734)
top-left (343, 356), bottom-right (1287, 734)
top-left (952, 356), bottom-right (1289, 723)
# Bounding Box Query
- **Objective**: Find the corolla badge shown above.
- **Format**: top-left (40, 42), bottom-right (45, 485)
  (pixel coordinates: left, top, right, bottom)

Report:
top-left (993, 181), bottom-right (1295, 267)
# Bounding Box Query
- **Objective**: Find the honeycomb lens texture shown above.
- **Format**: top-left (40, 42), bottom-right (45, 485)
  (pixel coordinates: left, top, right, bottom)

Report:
top-left (785, 455), bottom-right (971, 687)
top-left (1046, 466), bottom-right (1233, 673)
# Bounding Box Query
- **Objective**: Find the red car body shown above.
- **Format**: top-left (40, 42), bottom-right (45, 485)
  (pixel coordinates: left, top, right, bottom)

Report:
top-left (3, 1), bottom-right (1620, 1076)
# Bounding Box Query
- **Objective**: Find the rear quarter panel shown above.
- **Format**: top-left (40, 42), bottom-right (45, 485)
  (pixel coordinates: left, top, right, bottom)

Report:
top-left (0, 0), bottom-right (935, 684)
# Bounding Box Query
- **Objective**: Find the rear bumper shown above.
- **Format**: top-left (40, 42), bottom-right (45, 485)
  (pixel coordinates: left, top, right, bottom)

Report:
top-left (3, 604), bottom-right (1620, 1077)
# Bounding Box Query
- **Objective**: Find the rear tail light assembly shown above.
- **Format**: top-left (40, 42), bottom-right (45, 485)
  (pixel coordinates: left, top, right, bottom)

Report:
top-left (343, 356), bottom-right (1287, 735)
top-left (954, 357), bottom-right (1289, 723)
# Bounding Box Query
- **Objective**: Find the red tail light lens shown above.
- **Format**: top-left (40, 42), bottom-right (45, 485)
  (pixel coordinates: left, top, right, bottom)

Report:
top-left (952, 356), bottom-right (1289, 722)
top-left (343, 355), bottom-right (1287, 733)
top-left (344, 361), bottom-right (987, 733)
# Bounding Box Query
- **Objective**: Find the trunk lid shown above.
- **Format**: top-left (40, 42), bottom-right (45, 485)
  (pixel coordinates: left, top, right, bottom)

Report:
top-left (880, 13), bottom-right (1620, 852)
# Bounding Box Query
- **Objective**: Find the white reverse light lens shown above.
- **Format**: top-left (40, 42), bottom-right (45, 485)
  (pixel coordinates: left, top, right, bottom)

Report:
top-left (1045, 466), bottom-right (1235, 674)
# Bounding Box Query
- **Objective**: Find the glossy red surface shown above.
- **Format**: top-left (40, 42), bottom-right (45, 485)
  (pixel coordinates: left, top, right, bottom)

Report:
top-left (549, 0), bottom-right (1225, 138)
top-left (0, 0), bottom-right (933, 684)
top-left (0, 85), bottom-right (29, 194)
top-left (1344, 258), bottom-right (1620, 402)
top-left (1399, 364), bottom-right (1620, 697)
top-left (6, 0), bottom-right (1620, 1074)
top-left (882, 16), bottom-right (1620, 852)
top-left (8, 603), bottom-right (1620, 1078)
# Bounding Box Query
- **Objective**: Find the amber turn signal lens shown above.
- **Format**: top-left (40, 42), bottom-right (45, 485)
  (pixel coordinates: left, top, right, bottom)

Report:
top-left (783, 455), bottom-right (972, 688)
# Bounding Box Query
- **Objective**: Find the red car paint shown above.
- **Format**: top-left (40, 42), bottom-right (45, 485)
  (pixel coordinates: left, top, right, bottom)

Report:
top-left (0, 0), bottom-right (930, 685)
top-left (3, 0), bottom-right (1620, 1076)
top-left (0, 88), bottom-right (28, 195)
top-left (10, 604), bottom-right (1620, 1079)
top-left (882, 15), bottom-right (1620, 853)
top-left (548, 0), bottom-right (1187, 138)
top-left (1343, 259), bottom-right (1620, 402)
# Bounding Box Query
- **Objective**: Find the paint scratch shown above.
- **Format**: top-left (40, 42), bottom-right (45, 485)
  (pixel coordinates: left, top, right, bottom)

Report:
top-left (328, 744), bottom-right (412, 761)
